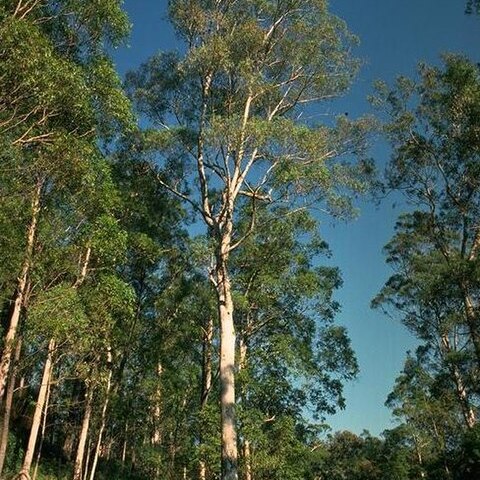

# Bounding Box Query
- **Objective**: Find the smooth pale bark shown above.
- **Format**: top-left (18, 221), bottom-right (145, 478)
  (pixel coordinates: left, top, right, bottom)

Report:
top-left (199, 317), bottom-right (213, 480)
top-left (82, 440), bottom-right (92, 480)
top-left (32, 367), bottom-right (52, 480)
top-left (458, 235), bottom-right (480, 369)
top-left (18, 338), bottom-right (55, 479)
top-left (412, 434), bottom-right (426, 479)
top-left (238, 333), bottom-right (251, 480)
top-left (121, 421), bottom-right (128, 465)
top-left (73, 386), bottom-right (93, 480)
top-left (0, 180), bottom-right (42, 400)
top-left (440, 334), bottom-right (476, 428)
top-left (200, 317), bottom-right (213, 409)
top-left (151, 362), bottom-right (163, 447)
top-left (88, 349), bottom-right (113, 480)
top-left (215, 249), bottom-right (238, 480)
top-left (242, 442), bottom-right (252, 480)
top-left (0, 339), bottom-right (22, 476)
top-left (461, 288), bottom-right (480, 369)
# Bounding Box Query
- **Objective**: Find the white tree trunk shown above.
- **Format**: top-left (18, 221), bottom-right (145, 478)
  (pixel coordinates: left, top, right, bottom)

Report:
top-left (73, 386), bottom-right (93, 480)
top-left (0, 180), bottom-right (42, 400)
top-left (0, 338), bottom-right (22, 477)
top-left (216, 254), bottom-right (238, 480)
top-left (88, 349), bottom-right (113, 480)
top-left (19, 338), bottom-right (55, 479)
top-left (199, 316), bottom-right (213, 480)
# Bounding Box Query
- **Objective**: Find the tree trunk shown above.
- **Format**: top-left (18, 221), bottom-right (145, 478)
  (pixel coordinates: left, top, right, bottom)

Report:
top-left (453, 366), bottom-right (476, 428)
top-left (32, 365), bottom-right (52, 480)
top-left (199, 316), bottom-right (213, 480)
top-left (440, 334), bottom-right (476, 428)
top-left (73, 385), bottom-right (93, 480)
top-left (0, 338), bottom-right (22, 476)
top-left (243, 442), bottom-right (252, 480)
top-left (18, 338), bottom-right (55, 479)
top-left (151, 362), bottom-right (163, 447)
top-left (412, 434), bottom-right (426, 479)
top-left (215, 252), bottom-right (238, 480)
top-left (201, 317), bottom-right (213, 409)
top-left (0, 180), bottom-right (42, 400)
top-left (121, 421), bottom-right (128, 466)
top-left (82, 440), bottom-right (92, 480)
top-left (462, 288), bottom-right (480, 369)
top-left (88, 349), bottom-right (113, 480)
top-left (239, 334), bottom-right (251, 480)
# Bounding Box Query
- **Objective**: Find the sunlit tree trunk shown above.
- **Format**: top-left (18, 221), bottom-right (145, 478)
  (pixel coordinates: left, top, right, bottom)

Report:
top-left (18, 338), bottom-right (56, 479)
top-left (440, 334), bottom-right (476, 428)
top-left (32, 367), bottom-right (52, 480)
top-left (0, 180), bottom-right (42, 400)
top-left (239, 332), bottom-right (251, 480)
top-left (199, 316), bottom-right (213, 480)
top-left (0, 338), bottom-right (22, 476)
top-left (151, 362), bottom-right (163, 448)
top-left (461, 287), bottom-right (480, 369)
top-left (88, 348), bottom-right (113, 480)
top-left (121, 421), bottom-right (128, 466)
top-left (73, 386), bottom-right (93, 480)
top-left (215, 236), bottom-right (238, 480)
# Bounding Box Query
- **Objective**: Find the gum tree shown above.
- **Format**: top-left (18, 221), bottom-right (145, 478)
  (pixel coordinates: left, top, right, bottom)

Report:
top-left (126, 1), bottom-right (371, 478)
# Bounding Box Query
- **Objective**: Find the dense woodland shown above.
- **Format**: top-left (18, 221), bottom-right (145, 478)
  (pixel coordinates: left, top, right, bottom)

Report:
top-left (0, 1), bottom-right (479, 479)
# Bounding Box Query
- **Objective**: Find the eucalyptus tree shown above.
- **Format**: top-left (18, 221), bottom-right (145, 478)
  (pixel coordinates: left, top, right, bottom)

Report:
top-left (385, 352), bottom-right (465, 479)
top-left (372, 55), bottom-right (480, 421)
top-left (0, 0), bottom-right (132, 404)
top-left (126, 2), bottom-right (371, 477)
top-left (229, 206), bottom-right (357, 478)
top-left (466, 0), bottom-right (480, 14)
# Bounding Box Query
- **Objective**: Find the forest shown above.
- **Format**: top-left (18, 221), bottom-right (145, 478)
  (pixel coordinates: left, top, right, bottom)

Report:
top-left (0, 1), bottom-right (479, 479)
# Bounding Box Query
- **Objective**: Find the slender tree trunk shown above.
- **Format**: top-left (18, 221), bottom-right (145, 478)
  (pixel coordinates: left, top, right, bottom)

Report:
top-left (453, 366), bottom-right (476, 428)
top-left (121, 421), bottom-right (128, 466)
top-left (73, 386), bottom-right (93, 480)
top-left (88, 349), bottom-right (113, 480)
top-left (461, 288), bottom-right (480, 369)
top-left (215, 248), bottom-right (238, 480)
top-left (0, 339), bottom-right (22, 476)
top-left (243, 442), bottom-right (252, 480)
top-left (151, 362), bottom-right (163, 447)
top-left (199, 317), bottom-right (213, 480)
top-left (201, 317), bottom-right (213, 409)
top-left (440, 334), bottom-right (476, 428)
top-left (238, 334), bottom-right (251, 480)
top-left (83, 440), bottom-right (92, 480)
top-left (32, 367), bottom-right (52, 480)
top-left (18, 338), bottom-right (55, 480)
top-left (412, 434), bottom-right (426, 479)
top-left (0, 180), bottom-right (42, 400)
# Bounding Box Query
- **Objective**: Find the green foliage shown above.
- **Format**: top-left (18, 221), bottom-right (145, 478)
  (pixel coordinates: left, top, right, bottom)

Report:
top-left (28, 283), bottom-right (88, 339)
top-left (373, 55), bottom-right (480, 479)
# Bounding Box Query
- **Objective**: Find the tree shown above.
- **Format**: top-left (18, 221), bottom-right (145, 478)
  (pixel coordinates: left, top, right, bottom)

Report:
top-left (373, 54), bottom-right (480, 477)
top-left (126, 2), bottom-right (371, 477)
top-left (372, 53), bottom-right (480, 398)
top-left (466, 0), bottom-right (480, 15)
top-left (0, 0), bottom-right (132, 403)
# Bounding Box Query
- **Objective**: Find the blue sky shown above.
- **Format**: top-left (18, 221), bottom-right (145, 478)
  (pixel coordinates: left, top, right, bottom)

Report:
top-left (112, 0), bottom-right (480, 436)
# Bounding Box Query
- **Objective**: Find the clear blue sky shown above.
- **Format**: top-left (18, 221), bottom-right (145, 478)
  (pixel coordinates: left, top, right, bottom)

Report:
top-left (112, 0), bottom-right (480, 436)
